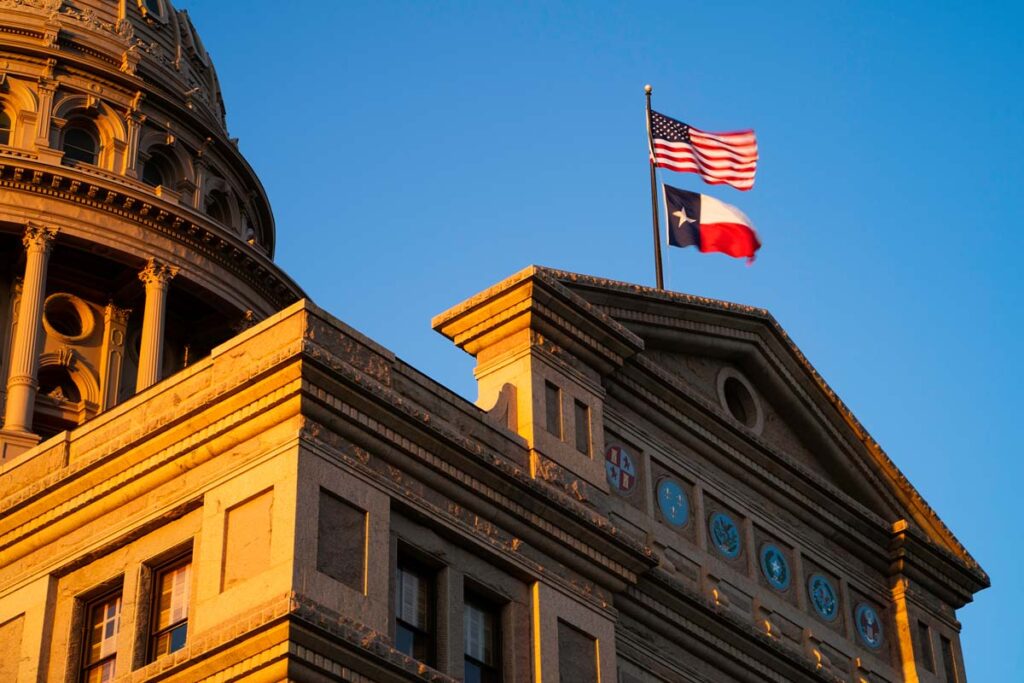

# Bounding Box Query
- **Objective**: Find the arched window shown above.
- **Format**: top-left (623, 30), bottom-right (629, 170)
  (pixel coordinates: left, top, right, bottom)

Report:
top-left (63, 122), bottom-right (99, 165)
top-left (0, 110), bottom-right (11, 146)
top-left (141, 146), bottom-right (175, 188)
top-left (205, 190), bottom-right (231, 225)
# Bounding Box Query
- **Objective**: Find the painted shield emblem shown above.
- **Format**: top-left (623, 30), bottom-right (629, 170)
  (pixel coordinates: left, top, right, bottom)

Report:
top-left (604, 444), bottom-right (637, 495)
top-left (708, 512), bottom-right (741, 558)
top-left (657, 478), bottom-right (689, 527)
top-left (759, 544), bottom-right (790, 591)
top-left (808, 574), bottom-right (839, 622)
top-left (855, 603), bottom-right (884, 649)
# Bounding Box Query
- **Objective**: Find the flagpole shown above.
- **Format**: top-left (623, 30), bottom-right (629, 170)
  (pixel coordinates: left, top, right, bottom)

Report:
top-left (645, 84), bottom-right (665, 290)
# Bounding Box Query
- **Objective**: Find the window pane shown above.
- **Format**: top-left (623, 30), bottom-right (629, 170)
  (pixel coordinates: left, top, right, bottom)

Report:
top-left (151, 559), bottom-right (191, 661)
top-left (84, 660), bottom-right (116, 683)
top-left (141, 161), bottom-right (164, 187)
top-left (86, 595), bottom-right (121, 663)
top-left (63, 127), bottom-right (97, 164)
top-left (83, 592), bottom-right (120, 682)
top-left (465, 596), bottom-right (501, 682)
top-left (397, 566), bottom-right (428, 627)
top-left (464, 602), bottom-right (495, 664)
top-left (395, 561), bottom-right (434, 664)
top-left (0, 111), bottom-right (10, 146)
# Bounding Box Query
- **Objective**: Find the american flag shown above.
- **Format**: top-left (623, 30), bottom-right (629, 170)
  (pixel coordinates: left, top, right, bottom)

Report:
top-left (649, 111), bottom-right (758, 191)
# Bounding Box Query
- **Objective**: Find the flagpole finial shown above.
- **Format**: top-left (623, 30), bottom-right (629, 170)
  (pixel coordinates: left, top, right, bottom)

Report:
top-left (644, 84), bottom-right (652, 94)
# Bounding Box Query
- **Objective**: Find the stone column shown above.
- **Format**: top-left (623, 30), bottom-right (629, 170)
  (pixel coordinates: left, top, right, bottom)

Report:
top-left (136, 259), bottom-right (178, 392)
top-left (3, 224), bottom-right (58, 433)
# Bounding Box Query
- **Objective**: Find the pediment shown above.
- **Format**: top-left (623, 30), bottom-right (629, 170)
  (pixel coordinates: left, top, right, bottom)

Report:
top-left (544, 268), bottom-right (978, 571)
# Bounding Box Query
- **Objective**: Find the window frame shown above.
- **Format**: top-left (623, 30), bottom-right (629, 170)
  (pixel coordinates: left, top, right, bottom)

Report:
top-left (62, 121), bottom-right (100, 166)
top-left (147, 554), bottom-right (192, 662)
top-left (138, 0), bottom-right (167, 23)
top-left (0, 107), bottom-right (12, 146)
top-left (78, 586), bottom-right (122, 683)
top-left (394, 555), bottom-right (437, 666)
top-left (463, 589), bottom-right (503, 683)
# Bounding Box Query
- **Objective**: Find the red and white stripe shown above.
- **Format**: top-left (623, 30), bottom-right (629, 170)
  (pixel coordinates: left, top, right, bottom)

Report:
top-left (652, 127), bottom-right (758, 191)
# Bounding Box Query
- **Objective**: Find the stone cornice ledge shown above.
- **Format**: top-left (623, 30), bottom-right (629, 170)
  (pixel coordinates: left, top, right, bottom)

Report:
top-left (432, 265), bottom-right (644, 375)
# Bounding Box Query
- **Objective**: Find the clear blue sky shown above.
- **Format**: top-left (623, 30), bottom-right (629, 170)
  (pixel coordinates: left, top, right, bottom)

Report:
top-left (179, 1), bottom-right (1021, 676)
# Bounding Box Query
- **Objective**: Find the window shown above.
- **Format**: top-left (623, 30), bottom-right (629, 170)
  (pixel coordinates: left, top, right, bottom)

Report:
top-left (0, 110), bottom-right (11, 146)
top-left (544, 381), bottom-right (561, 438)
top-left (940, 635), bottom-right (959, 683)
top-left (141, 159), bottom-right (164, 187)
top-left (63, 124), bottom-right (99, 165)
top-left (149, 558), bottom-right (191, 661)
top-left (464, 594), bottom-right (501, 683)
top-left (81, 591), bottom-right (121, 683)
top-left (141, 146), bottom-right (176, 188)
top-left (205, 189), bottom-right (231, 225)
top-left (395, 560), bottom-right (434, 665)
top-left (917, 620), bottom-right (934, 672)
top-left (573, 400), bottom-right (590, 455)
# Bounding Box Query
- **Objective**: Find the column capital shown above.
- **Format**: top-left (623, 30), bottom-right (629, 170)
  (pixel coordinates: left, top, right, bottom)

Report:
top-left (104, 302), bottom-right (132, 324)
top-left (138, 258), bottom-right (179, 288)
top-left (22, 223), bottom-right (58, 252)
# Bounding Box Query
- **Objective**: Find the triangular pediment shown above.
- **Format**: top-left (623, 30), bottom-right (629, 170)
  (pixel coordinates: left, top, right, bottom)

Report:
top-left (541, 268), bottom-right (981, 575)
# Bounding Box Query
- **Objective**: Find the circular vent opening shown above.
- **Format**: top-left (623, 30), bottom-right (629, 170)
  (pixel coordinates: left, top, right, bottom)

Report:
top-left (723, 376), bottom-right (756, 428)
top-left (43, 294), bottom-right (93, 341)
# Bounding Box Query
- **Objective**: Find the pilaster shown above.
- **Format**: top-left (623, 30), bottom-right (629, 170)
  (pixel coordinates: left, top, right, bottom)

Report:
top-left (98, 303), bottom-right (131, 410)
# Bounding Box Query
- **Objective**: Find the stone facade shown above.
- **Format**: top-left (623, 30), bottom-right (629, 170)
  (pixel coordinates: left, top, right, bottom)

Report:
top-left (0, 2), bottom-right (987, 682)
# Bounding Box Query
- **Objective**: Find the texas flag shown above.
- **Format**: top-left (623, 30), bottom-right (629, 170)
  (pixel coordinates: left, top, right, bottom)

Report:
top-left (662, 184), bottom-right (761, 263)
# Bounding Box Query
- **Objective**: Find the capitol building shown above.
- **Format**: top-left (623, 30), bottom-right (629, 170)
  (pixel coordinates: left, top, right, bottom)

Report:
top-left (0, 2), bottom-right (986, 682)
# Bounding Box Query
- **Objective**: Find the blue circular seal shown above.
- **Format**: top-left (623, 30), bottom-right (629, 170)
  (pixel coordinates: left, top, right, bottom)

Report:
top-left (708, 512), bottom-right (741, 558)
top-left (759, 544), bottom-right (790, 591)
top-left (808, 574), bottom-right (839, 622)
top-left (854, 603), bottom-right (884, 649)
top-left (657, 478), bottom-right (689, 527)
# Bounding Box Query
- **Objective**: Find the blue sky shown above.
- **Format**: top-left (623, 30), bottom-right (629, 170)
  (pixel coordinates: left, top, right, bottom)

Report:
top-left (178, 1), bottom-right (1022, 676)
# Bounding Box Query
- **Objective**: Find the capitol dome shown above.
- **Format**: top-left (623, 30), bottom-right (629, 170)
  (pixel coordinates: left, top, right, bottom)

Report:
top-left (0, 0), bottom-right (302, 450)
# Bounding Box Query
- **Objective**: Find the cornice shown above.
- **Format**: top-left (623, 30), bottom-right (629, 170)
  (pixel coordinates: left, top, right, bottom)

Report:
top-left (0, 156), bottom-right (302, 310)
top-left (433, 265), bottom-right (643, 374)
top-left (620, 570), bottom-right (844, 683)
top-left (297, 331), bottom-right (656, 582)
top-left (300, 424), bottom-right (624, 611)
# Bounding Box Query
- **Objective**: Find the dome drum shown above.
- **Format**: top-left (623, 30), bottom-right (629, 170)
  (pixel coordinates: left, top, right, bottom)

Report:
top-left (0, 0), bottom-right (304, 454)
